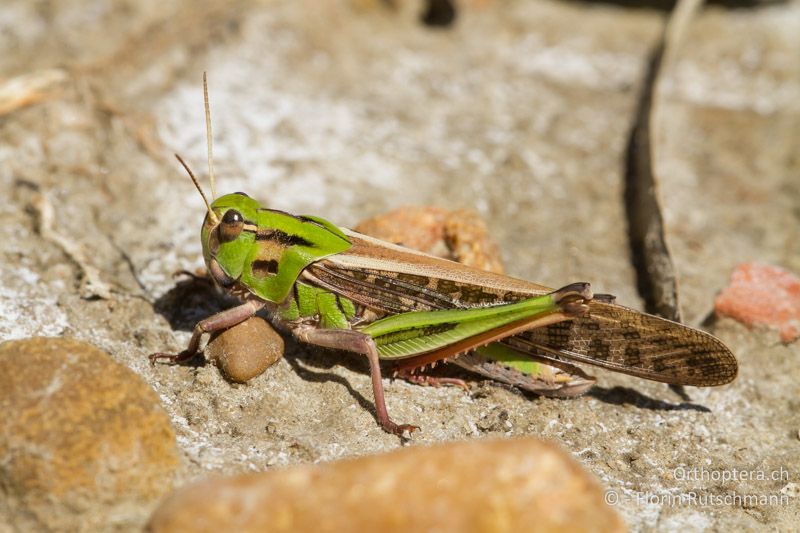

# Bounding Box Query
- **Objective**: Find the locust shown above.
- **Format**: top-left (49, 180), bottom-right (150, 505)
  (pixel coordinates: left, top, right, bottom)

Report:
top-left (150, 75), bottom-right (738, 436)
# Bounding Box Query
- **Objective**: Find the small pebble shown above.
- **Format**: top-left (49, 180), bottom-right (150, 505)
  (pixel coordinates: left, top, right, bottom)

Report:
top-left (207, 316), bottom-right (284, 383)
top-left (147, 437), bottom-right (624, 533)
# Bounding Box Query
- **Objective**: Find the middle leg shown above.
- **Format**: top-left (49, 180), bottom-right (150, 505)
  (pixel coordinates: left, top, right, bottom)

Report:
top-left (293, 325), bottom-right (418, 436)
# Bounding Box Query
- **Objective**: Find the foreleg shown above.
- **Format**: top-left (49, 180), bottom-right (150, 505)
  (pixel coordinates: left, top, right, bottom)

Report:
top-left (150, 300), bottom-right (264, 364)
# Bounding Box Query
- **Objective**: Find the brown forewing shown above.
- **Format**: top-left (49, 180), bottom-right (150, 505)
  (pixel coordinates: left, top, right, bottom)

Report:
top-left (302, 230), bottom-right (737, 386)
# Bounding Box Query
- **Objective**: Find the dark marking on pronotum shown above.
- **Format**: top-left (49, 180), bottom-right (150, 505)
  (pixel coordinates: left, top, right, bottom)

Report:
top-left (257, 230), bottom-right (313, 248)
top-left (252, 259), bottom-right (279, 276)
top-left (297, 215), bottom-right (330, 230)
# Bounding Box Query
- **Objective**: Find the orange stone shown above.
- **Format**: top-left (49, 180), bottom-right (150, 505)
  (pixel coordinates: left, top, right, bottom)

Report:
top-left (715, 262), bottom-right (800, 343)
top-left (0, 337), bottom-right (179, 531)
top-left (355, 206), bottom-right (505, 274)
top-left (148, 437), bottom-right (625, 533)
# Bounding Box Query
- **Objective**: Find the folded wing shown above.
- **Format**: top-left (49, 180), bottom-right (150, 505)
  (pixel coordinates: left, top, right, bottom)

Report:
top-left (303, 230), bottom-right (737, 386)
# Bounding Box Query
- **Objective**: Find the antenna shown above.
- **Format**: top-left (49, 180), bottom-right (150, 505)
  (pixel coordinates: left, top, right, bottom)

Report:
top-left (203, 72), bottom-right (217, 200)
top-left (175, 153), bottom-right (219, 225)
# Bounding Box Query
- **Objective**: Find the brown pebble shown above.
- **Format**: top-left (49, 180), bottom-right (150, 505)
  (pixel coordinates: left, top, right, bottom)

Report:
top-left (148, 437), bottom-right (624, 533)
top-left (0, 337), bottom-right (179, 532)
top-left (207, 316), bottom-right (284, 383)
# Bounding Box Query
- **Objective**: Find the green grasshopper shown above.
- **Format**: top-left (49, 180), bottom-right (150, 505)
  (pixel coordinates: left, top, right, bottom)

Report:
top-left (150, 76), bottom-right (737, 436)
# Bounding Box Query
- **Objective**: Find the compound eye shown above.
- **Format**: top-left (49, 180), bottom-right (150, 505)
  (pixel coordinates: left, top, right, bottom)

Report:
top-left (219, 209), bottom-right (244, 243)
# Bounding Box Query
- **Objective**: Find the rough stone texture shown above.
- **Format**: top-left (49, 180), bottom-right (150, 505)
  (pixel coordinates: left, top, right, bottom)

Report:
top-left (1, 0), bottom-right (798, 531)
top-left (147, 437), bottom-right (625, 533)
top-left (208, 316), bottom-right (285, 382)
top-left (0, 338), bottom-right (179, 532)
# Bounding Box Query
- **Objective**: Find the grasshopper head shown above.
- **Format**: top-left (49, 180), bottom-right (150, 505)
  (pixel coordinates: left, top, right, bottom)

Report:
top-left (181, 74), bottom-right (350, 301)
top-left (201, 192), bottom-right (261, 288)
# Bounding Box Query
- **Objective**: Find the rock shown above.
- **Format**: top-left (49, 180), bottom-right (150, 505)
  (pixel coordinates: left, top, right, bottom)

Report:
top-left (0, 0), bottom-right (797, 531)
top-left (442, 208), bottom-right (506, 274)
top-left (147, 437), bottom-right (624, 533)
top-left (0, 337), bottom-right (180, 532)
top-left (715, 262), bottom-right (800, 343)
top-left (207, 316), bottom-right (285, 383)
top-left (355, 206), bottom-right (453, 256)
top-left (355, 206), bottom-right (505, 274)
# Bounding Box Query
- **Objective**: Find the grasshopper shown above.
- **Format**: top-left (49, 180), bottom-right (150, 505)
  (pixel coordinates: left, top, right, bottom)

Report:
top-left (150, 76), bottom-right (737, 436)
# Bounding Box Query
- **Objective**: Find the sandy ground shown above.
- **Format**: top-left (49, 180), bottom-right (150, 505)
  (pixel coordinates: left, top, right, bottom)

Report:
top-left (1, 1), bottom-right (798, 530)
